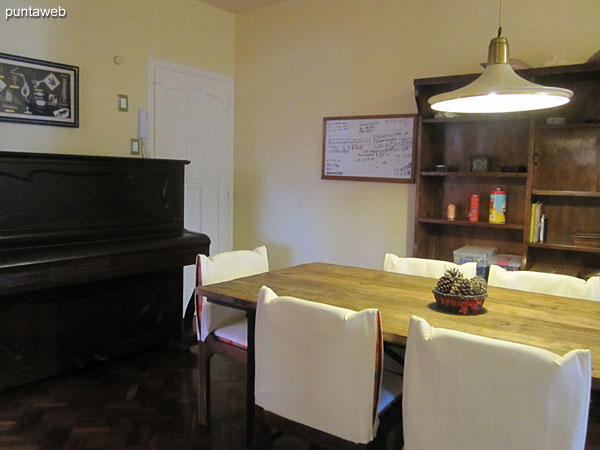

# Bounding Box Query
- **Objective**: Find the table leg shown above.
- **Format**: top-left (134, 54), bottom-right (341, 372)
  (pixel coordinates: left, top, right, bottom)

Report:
top-left (246, 310), bottom-right (256, 449)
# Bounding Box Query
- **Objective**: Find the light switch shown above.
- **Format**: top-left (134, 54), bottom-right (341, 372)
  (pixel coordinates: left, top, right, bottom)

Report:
top-left (130, 138), bottom-right (140, 155)
top-left (118, 94), bottom-right (128, 112)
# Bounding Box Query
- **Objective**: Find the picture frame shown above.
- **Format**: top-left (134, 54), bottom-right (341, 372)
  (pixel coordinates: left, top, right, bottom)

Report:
top-left (470, 155), bottom-right (490, 172)
top-left (0, 53), bottom-right (79, 127)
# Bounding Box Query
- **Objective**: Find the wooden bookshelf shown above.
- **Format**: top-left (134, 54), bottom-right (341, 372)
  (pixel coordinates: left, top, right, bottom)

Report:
top-left (413, 64), bottom-right (600, 278)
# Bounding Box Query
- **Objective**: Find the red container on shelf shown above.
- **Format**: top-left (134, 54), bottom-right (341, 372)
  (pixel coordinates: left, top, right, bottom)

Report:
top-left (468, 194), bottom-right (480, 222)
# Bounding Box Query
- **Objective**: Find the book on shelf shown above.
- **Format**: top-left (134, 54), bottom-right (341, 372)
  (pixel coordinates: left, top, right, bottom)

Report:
top-left (529, 201), bottom-right (544, 243)
top-left (529, 203), bottom-right (536, 242)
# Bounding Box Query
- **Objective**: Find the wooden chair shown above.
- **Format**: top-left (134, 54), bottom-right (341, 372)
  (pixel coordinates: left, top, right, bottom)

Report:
top-left (402, 315), bottom-right (592, 450)
top-left (254, 286), bottom-right (403, 450)
top-left (488, 264), bottom-right (600, 301)
top-left (195, 246), bottom-right (269, 425)
top-left (383, 254), bottom-right (477, 279)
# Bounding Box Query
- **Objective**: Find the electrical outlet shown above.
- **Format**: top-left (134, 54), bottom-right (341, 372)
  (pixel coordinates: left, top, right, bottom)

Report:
top-left (130, 138), bottom-right (140, 155)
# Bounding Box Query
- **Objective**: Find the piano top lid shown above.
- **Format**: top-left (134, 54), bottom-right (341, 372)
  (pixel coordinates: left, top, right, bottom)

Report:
top-left (0, 150), bottom-right (190, 165)
top-left (0, 149), bottom-right (191, 247)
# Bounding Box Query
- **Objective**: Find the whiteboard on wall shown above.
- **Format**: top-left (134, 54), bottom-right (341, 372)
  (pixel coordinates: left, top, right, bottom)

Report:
top-left (321, 114), bottom-right (417, 183)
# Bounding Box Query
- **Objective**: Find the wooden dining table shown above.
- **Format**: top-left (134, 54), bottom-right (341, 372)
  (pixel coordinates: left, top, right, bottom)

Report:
top-left (195, 262), bottom-right (600, 445)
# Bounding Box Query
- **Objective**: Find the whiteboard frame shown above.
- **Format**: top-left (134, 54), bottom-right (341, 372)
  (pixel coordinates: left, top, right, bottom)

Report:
top-left (321, 114), bottom-right (418, 183)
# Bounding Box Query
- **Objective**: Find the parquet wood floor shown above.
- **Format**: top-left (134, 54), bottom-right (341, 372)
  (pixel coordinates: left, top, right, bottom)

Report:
top-left (0, 344), bottom-right (597, 450)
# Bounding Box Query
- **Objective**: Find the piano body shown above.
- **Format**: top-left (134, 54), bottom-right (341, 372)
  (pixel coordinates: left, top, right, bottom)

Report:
top-left (0, 151), bottom-right (210, 390)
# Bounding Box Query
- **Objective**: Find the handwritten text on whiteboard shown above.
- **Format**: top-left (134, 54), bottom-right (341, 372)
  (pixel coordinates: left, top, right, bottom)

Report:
top-left (323, 116), bottom-right (414, 180)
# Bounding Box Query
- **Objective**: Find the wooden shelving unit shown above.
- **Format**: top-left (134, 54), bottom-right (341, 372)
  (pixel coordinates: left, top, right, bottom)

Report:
top-left (413, 63), bottom-right (600, 278)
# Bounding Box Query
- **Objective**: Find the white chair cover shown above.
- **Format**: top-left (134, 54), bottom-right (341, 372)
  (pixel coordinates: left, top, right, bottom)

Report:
top-left (403, 316), bottom-right (592, 450)
top-left (196, 246), bottom-right (268, 341)
top-left (488, 264), bottom-right (600, 301)
top-left (383, 254), bottom-right (477, 278)
top-left (255, 286), bottom-right (382, 444)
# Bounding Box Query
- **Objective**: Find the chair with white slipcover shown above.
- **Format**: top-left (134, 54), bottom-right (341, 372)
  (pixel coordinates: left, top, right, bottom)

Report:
top-left (402, 315), bottom-right (591, 450)
top-left (195, 246), bottom-right (269, 425)
top-left (383, 254), bottom-right (477, 279)
top-left (254, 286), bottom-right (403, 449)
top-left (488, 264), bottom-right (600, 301)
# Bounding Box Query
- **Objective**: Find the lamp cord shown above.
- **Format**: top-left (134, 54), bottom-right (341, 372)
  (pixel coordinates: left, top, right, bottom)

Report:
top-left (497, 0), bottom-right (503, 37)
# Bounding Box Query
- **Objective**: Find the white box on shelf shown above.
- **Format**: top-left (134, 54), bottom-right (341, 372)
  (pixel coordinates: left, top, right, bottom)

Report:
top-left (453, 245), bottom-right (497, 279)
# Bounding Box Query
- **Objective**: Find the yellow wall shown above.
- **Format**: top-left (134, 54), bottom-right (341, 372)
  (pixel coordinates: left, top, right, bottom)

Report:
top-left (0, 0), bottom-right (234, 156)
top-left (234, 0), bottom-right (600, 269)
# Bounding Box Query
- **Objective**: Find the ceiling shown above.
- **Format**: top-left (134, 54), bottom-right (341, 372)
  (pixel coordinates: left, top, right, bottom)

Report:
top-left (199, 0), bottom-right (288, 13)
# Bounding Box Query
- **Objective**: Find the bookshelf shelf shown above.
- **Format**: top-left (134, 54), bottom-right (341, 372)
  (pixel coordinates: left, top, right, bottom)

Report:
top-left (528, 242), bottom-right (600, 254)
top-left (532, 190), bottom-right (600, 198)
top-left (422, 116), bottom-right (529, 124)
top-left (535, 122), bottom-right (600, 130)
top-left (421, 171), bottom-right (527, 178)
top-left (419, 218), bottom-right (524, 230)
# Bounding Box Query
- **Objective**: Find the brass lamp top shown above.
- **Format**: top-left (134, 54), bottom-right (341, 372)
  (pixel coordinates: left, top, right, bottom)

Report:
top-left (488, 36), bottom-right (509, 65)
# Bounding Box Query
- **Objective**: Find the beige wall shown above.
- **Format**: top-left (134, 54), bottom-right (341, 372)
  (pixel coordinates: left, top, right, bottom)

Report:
top-left (234, 0), bottom-right (600, 270)
top-left (0, 0), bottom-right (234, 156)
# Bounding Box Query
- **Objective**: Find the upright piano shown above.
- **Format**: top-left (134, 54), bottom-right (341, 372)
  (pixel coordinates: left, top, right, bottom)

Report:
top-left (0, 151), bottom-right (210, 390)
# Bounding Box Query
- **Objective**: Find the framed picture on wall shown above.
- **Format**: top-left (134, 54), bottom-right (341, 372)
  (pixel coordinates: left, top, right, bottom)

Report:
top-left (0, 53), bottom-right (79, 127)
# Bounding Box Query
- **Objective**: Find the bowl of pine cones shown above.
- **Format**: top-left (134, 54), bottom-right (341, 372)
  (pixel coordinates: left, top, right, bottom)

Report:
top-left (432, 268), bottom-right (487, 315)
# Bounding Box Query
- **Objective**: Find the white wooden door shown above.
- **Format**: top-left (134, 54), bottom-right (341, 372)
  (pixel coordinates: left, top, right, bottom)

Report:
top-left (149, 60), bottom-right (233, 315)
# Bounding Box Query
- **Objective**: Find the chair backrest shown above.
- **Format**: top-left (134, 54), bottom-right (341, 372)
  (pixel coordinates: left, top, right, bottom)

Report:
top-left (196, 246), bottom-right (269, 341)
top-left (403, 316), bottom-right (592, 450)
top-left (383, 254), bottom-right (477, 278)
top-left (488, 264), bottom-right (600, 301)
top-left (255, 286), bottom-right (382, 444)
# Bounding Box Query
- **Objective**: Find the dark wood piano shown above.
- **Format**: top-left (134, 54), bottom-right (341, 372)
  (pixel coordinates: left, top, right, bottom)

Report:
top-left (0, 151), bottom-right (210, 390)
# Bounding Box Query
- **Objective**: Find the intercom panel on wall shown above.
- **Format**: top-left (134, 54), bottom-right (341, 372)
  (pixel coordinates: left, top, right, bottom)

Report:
top-left (137, 109), bottom-right (149, 139)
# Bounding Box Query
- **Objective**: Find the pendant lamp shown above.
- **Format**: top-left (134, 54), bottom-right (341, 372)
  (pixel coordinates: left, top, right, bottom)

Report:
top-left (429, 3), bottom-right (573, 114)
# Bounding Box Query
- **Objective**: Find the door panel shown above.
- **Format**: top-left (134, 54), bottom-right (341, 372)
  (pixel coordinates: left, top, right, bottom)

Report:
top-left (150, 62), bottom-right (233, 315)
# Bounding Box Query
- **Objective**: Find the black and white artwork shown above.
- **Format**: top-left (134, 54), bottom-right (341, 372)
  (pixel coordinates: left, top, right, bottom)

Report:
top-left (0, 53), bottom-right (78, 127)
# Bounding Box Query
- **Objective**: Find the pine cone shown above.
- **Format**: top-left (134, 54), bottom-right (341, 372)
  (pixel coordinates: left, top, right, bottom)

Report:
top-left (450, 278), bottom-right (473, 296)
top-left (436, 274), bottom-right (455, 294)
top-left (445, 268), bottom-right (464, 281)
top-left (470, 276), bottom-right (487, 296)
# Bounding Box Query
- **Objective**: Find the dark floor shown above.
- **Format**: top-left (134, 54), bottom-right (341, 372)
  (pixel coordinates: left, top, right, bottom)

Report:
top-left (0, 344), bottom-right (596, 450)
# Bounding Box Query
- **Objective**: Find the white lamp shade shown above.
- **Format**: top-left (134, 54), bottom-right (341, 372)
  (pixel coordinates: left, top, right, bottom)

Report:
top-left (429, 64), bottom-right (573, 113)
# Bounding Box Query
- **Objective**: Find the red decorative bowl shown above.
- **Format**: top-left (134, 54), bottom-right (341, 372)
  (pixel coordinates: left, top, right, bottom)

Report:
top-left (432, 288), bottom-right (486, 315)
